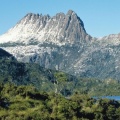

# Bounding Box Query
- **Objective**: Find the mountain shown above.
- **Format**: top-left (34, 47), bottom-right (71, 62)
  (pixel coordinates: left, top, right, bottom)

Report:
top-left (0, 48), bottom-right (77, 96)
top-left (0, 10), bottom-right (120, 81)
top-left (0, 10), bottom-right (91, 45)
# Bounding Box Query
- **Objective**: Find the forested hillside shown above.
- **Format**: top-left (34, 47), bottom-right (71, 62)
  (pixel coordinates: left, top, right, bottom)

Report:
top-left (0, 83), bottom-right (120, 120)
top-left (0, 50), bottom-right (120, 97)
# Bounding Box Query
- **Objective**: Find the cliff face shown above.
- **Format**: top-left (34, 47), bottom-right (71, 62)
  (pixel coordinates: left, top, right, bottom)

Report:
top-left (1, 10), bottom-right (120, 81)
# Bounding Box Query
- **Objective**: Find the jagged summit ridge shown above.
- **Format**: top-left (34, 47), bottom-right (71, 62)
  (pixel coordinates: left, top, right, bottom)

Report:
top-left (0, 10), bottom-right (91, 45)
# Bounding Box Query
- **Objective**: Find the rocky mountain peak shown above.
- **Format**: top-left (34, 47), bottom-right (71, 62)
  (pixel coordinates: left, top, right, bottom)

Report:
top-left (18, 13), bottom-right (50, 25)
top-left (66, 10), bottom-right (82, 23)
top-left (67, 10), bottom-right (75, 15)
top-left (59, 10), bottom-right (89, 40)
top-left (0, 10), bottom-right (91, 44)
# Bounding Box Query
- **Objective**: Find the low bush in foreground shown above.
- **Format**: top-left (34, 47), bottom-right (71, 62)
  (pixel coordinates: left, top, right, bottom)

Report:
top-left (0, 83), bottom-right (120, 120)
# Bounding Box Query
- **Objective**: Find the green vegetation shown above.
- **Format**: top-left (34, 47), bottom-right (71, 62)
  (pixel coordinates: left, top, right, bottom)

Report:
top-left (0, 57), bottom-right (76, 96)
top-left (0, 42), bottom-right (26, 47)
top-left (0, 83), bottom-right (120, 120)
top-left (1, 56), bottom-right (120, 97)
top-left (0, 51), bottom-right (120, 119)
top-left (0, 40), bottom-right (40, 47)
top-left (75, 78), bottom-right (120, 96)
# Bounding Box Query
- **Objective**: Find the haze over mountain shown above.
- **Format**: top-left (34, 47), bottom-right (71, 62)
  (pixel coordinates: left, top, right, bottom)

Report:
top-left (0, 10), bottom-right (120, 81)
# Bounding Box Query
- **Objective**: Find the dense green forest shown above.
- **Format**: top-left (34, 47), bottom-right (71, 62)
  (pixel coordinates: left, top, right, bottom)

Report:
top-left (0, 56), bottom-right (120, 97)
top-left (0, 49), bottom-right (120, 119)
top-left (0, 83), bottom-right (120, 120)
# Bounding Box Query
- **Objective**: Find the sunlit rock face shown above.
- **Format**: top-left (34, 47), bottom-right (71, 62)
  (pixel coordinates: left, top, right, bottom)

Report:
top-left (0, 10), bottom-right (91, 45)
